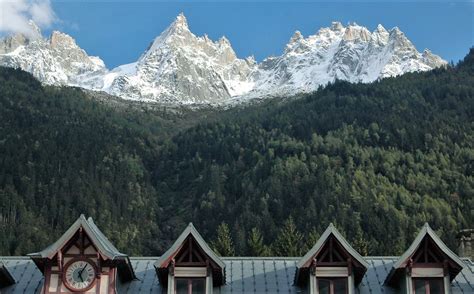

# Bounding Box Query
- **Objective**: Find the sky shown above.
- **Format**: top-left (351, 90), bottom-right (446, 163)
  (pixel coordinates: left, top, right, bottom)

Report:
top-left (1, 1), bottom-right (473, 69)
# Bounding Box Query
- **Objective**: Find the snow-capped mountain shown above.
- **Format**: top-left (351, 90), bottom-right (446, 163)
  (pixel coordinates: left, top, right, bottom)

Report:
top-left (0, 21), bottom-right (106, 89)
top-left (102, 14), bottom-right (255, 104)
top-left (0, 15), bottom-right (447, 106)
top-left (245, 22), bottom-right (446, 99)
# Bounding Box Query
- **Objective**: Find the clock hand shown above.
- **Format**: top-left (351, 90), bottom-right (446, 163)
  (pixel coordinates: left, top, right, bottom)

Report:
top-left (79, 264), bottom-right (87, 282)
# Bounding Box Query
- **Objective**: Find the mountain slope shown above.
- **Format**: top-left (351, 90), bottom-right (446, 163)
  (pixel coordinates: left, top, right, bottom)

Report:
top-left (0, 15), bottom-right (446, 105)
top-left (0, 48), bottom-right (472, 256)
top-left (0, 67), bottom-right (175, 255)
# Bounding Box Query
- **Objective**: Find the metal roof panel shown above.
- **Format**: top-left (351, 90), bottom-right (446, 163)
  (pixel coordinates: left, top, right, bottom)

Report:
top-left (0, 256), bottom-right (472, 293)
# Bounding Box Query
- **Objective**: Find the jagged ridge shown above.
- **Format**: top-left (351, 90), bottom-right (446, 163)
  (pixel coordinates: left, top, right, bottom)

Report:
top-left (0, 15), bottom-right (447, 106)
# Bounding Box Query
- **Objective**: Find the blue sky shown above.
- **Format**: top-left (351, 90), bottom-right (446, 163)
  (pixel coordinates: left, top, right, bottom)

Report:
top-left (43, 1), bottom-right (474, 68)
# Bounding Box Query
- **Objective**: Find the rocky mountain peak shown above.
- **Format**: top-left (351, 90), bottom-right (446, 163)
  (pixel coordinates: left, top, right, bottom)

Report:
top-left (140, 13), bottom-right (194, 60)
top-left (174, 13), bottom-right (189, 29)
top-left (372, 24), bottom-right (389, 45)
top-left (342, 24), bottom-right (371, 42)
top-left (290, 31), bottom-right (303, 43)
top-left (330, 21), bottom-right (344, 32)
top-left (389, 27), bottom-right (406, 41)
top-left (388, 27), bottom-right (415, 49)
top-left (166, 13), bottom-right (191, 37)
top-left (0, 19), bottom-right (106, 88)
top-left (50, 31), bottom-right (79, 49)
top-left (375, 24), bottom-right (388, 34)
top-left (422, 49), bottom-right (447, 68)
top-left (104, 13), bottom-right (256, 104)
top-left (218, 36), bottom-right (232, 47)
top-left (245, 56), bottom-right (256, 66)
top-left (285, 31), bottom-right (307, 53)
top-left (247, 21), bottom-right (447, 101)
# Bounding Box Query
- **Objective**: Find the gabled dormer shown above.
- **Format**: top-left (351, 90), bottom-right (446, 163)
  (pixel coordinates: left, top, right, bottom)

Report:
top-left (385, 223), bottom-right (466, 294)
top-left (28, 215), bottom-right (135, 293)
top-left (295, 223), bottom-right (369, 294)
top-left (154, 223), bottom-right (225, 294)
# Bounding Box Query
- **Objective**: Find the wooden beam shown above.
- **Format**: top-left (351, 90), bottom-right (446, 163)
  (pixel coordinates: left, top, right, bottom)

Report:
top-left (424, 238), bottom-right (428, 263)
top-left (330, 238), bottom-right (333, 262)
top-left (175, 262), bottom-right (207, 267)
top-left (347, 258), bottom-right (352, 276)
top-left (189, 238), bottom-right (193, 262)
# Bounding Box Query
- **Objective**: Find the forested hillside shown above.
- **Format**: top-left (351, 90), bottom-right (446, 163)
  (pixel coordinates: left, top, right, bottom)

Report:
top-left (0, 49), bottom-right (473, 257)
top-left (0, 68), bottom-right (169, 255)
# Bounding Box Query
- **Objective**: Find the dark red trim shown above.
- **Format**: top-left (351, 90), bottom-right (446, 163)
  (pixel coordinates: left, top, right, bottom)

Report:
top-left (109, 267), bottom-right (116, 294)
top-left (44, 263), bottom-right (51, 293)
top-left (412, 263), bottom-right (443, 268)
top-left (64, 254), bottom-right (98, 258)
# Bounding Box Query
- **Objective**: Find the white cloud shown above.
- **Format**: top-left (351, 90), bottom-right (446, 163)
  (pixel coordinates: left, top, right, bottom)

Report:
top-left (0, 0), bottom-right (57, 37)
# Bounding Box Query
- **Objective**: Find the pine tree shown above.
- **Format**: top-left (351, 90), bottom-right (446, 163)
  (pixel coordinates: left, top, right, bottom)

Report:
top-left (303, 228), bottom-right (320, 253)
top-left (272, 217), bottom-right (303, 256)
top-left (247, 227), bottom-right (271, 256)
top-left (353, 227), bottom-right (369, 256)
top-left (211, 222), bottom-right (235, 256)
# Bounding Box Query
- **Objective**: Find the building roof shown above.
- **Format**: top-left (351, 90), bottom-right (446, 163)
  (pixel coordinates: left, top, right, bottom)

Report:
top-left (1, 256), bottom-right (473, 293)
top-left (385, 223), bottom-right (466, 286)
top-left (27, 215), bottom-right (136, 281)
top-left (0, 260), bottom-right (16, 289)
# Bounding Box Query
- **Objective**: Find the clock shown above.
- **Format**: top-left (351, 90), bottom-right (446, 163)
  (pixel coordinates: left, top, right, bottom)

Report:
top-left (63, 258), bottom-right (97, 291)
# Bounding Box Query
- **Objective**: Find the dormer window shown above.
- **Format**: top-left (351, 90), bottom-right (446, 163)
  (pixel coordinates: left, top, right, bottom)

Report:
top-left (176, 278), bottom-right (206, 294)
top-left (171, 236), bottom-right (209, 293)
top-left (318, 278), bottom-right (347, 294)
top-left (313, 235), bottom-right (352, 293)
top-left (294, 224), bottom-right (369, 294)
top-left (384, 223), bottom-right (466, 294)
top-left (413, 278), bottom-right (444, 294)
top-left (155, 223), bottom-right (226, 294)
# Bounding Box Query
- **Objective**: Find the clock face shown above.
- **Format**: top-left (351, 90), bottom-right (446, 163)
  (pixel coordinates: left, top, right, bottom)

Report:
top-left (63, 259), bottom-right (96, 291)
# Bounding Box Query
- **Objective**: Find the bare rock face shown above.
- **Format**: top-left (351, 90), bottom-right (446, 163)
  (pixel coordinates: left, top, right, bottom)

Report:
top-left (0, 34), bottom-right (29, 54)
top-left (0, 16), bottom-right (446, 106)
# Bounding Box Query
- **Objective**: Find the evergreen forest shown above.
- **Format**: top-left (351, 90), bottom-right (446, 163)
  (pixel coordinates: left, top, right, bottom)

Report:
top-left (0, 48), bottom-right (473, 257)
